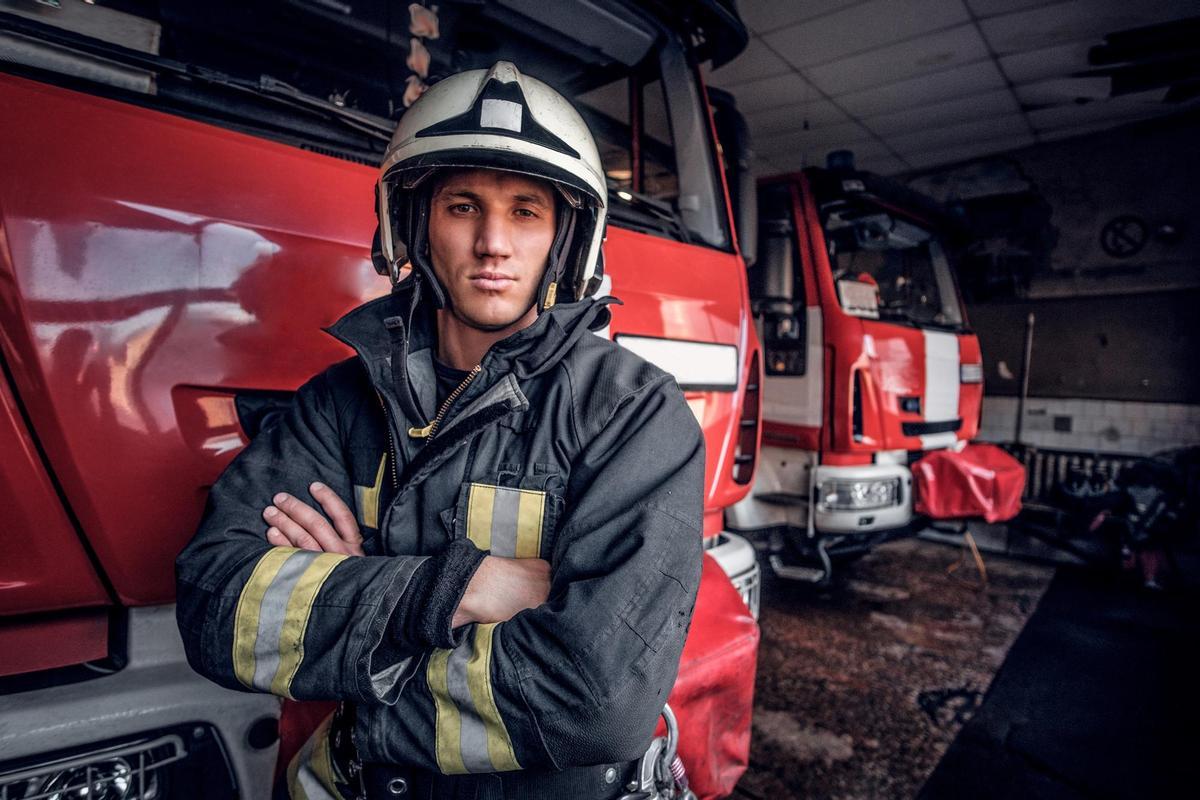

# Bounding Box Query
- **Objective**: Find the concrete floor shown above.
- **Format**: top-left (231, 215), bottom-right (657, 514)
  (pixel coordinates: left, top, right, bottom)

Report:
top-left (733, 537), bottom-right (1055, 800)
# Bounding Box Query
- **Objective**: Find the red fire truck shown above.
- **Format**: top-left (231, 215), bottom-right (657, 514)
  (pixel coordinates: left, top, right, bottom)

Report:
top-left (727, 153), bottom-right (989, 582)
top-left (0, 1), bottom-right (760, 798)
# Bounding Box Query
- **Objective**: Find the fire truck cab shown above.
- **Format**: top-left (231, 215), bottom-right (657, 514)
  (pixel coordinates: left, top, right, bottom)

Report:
top-left (0, 1), bottom-right (760, 798)
top-left (727, 152), bottom-right (985, 582)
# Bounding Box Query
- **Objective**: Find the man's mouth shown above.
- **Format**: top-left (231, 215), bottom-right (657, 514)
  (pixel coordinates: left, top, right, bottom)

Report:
top-left (469, 272), bottom-right (516, 292)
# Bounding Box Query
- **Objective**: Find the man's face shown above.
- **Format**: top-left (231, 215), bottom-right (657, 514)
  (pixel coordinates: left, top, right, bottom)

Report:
top-left (427, 168), bottom-right (557, 332)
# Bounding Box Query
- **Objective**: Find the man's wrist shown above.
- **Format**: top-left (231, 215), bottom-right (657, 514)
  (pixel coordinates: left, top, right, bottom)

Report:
top-left (451, 554), bottom-right (488, 629)
top-left (388, 539), bottom-right (487, 650)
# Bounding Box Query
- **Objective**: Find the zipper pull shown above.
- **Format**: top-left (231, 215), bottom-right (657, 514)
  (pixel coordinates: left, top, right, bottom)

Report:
top-left (410, 364), bottom-right (482, 441)
top-left (408, 422), bottom-right (434, 439)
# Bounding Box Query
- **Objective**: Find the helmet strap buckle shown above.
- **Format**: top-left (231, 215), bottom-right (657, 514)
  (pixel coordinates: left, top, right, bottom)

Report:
top-left (542, 281), bottom-right (558, 310)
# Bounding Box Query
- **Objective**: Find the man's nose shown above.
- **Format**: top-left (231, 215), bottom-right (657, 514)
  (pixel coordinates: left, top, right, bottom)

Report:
top-left (474, 211), bottom-right (514, 260)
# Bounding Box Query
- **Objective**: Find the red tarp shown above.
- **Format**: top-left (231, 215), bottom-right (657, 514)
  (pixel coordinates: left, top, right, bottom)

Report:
top-left (913, 442), bottom-right (1026, 523)
top-left (659, 554), bottom-right (760, 799)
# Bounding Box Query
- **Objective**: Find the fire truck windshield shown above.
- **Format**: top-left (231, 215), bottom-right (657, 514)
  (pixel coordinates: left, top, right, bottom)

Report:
top-left (0, 0), bottom-right (728, 249)
top-left (824, 207), bottom-right (964, 330)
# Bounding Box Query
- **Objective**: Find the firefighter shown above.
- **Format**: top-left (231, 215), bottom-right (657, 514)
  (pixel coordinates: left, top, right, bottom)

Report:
top-left (175, 61), bottom-right (704, 799)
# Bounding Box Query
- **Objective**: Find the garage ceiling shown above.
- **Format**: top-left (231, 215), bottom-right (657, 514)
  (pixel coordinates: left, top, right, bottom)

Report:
top-left (707, 0), bottom-right (1200, 176)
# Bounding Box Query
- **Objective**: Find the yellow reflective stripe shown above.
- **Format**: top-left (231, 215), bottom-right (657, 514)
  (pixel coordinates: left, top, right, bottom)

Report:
top-left (467, 623), bottom-right (521, 771)
top-left (355, 454), bottom-right (387, 529)
top-left (286, 726), bottom-right (312, 800)
top-left (308, 716), bottom-right (347, 800)
top-left (428, 648), bottom-right (467, 775)
top-left (466, 484), bottom-right (496, 551)
top-left (514, 490), bottom-right (544, 559)
top-left (270, 553), bottom-right (347, 698)
top-left (232, 547), bottom-right (297, 689)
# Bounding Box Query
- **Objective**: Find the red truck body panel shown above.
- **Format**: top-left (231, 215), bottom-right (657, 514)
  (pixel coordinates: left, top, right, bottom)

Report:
top-left (0, 72), bottom-right (755, 606)
top-left (764, 171), bottom-right (982, 460)
top-left (0, 70), bottom-right (758, 797)
top-left (0, 363), bottom-right (109, 619)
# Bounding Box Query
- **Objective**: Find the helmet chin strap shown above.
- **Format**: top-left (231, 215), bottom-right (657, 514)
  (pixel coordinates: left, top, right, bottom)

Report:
top-left (406, 188), bottom-right (449, 308)
top-left (391, 178), bottom-right (583, 314)
top-left (537, 197), bottom-right (578, 312)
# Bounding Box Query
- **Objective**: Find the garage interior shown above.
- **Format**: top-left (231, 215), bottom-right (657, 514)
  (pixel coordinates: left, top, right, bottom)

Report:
top-left (709, 2), bottom-right (1200, 798)
top-left (1, 1), bottom-right (1198, 799)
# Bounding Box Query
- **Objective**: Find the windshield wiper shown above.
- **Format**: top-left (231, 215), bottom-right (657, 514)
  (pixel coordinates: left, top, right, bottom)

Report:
top-left (0, 10), bottom-right (394, 143)
top-left (606, 182), bottom-right (691, 244)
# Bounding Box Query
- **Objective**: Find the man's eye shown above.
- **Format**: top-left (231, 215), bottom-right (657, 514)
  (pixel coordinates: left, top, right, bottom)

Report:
top-left (449, 203), bottom-right (476, 214)
top-left (514, 208), bottom-right (538, 219)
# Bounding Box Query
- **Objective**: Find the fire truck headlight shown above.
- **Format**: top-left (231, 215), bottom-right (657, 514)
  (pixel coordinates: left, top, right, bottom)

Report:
top-left (819, 478), bottom-right (901, 511)
top-left (960, 363), bottom-right (984, 384)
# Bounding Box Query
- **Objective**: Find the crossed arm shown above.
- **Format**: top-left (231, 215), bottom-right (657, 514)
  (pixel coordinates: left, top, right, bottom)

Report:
top-left (263, 483), bottom-right (549, 628)
top-left (176, 367), bottom-right (704, 771)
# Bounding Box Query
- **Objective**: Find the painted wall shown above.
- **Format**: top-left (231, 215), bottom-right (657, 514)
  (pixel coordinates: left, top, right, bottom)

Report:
top-left (978, 395), bottom-right (1200, 457)
top-left (906, 113), bottom-right (1200, 456)
top-left (909, 110), bottom-right (1200, 300)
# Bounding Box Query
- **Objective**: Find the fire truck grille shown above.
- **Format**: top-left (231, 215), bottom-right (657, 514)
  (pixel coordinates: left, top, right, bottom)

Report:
top-left (901, 419), bottom-right (962, 437)
top-left (0, 724), bottom-right (237, 800)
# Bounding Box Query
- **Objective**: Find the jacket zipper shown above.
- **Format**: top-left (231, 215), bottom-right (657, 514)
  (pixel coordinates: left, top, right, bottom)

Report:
top-left (408, 364), bottom-right (482, 441)
top-left (375, 390), bottom-right (399, 490)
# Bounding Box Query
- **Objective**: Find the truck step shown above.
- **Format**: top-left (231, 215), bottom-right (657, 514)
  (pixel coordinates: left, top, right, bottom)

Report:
top-left (769, 556), bottom-right (827, 583)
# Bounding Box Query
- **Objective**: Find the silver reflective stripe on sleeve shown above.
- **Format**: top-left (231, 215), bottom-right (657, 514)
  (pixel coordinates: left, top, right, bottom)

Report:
top-left (428, 622), bottom-right (521, 774)
top-left (232, 548), bottom-right (347, 697)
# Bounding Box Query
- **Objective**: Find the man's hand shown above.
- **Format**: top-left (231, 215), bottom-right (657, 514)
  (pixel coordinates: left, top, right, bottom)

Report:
top-left (263, 482), bottom-right (365, 556)
top-left (452, 556), bottom-right (551, 628)
top-left (263, 483), bottom-right (548, 627)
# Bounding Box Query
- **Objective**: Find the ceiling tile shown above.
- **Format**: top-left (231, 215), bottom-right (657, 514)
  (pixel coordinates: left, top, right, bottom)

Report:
top-left (763, 0), bottom-right (970, 70)
top-left (1026, 91), bottom-right (1188, 131)
top-left (964, 0), bottom-right (1053, 16)
top-left (884, 113), bottom-right (1030, 154)
top-left (903, 134), bottom-right (1037, 169)
top-left (1014, 77), bottom-right (1112, 108)
top-left (835, 60), bottom-right (1006, 117)
top-left (706, 36), bottom-right (792, 88)
top-left (863, 88), bottom-right (1021, 136)
top-left (1032, 109), bottom-right (1197, 144)
top-left (736, 0), bottom-right (864, 36)
top-left (998, 40), bottom-right (1093, 84)
top-left (766, 139), bottom-right (894, 173)
top-left (755, 120), bottom-right (876, 159)
top-left (854, 155), bottom-right (912, 176)
top-left (978, 0), bottom-right (1200, 56)
top-left (744, 98), bottom-right (852, 137)
top-left (1035, 120), bottom-right (1137, 143)
top-left (806, 24), bottom-right (991, 96)
top-left (726, 72), bottom-right (814, 115)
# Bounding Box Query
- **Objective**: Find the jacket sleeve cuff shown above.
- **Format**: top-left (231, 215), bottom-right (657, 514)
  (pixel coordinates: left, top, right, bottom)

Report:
top-left (389, 538), bottom-right (487, 651)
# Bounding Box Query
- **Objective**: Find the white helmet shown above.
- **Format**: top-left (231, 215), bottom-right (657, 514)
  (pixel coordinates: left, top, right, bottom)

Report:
top-left (373, 61), bottom-right (608, 310)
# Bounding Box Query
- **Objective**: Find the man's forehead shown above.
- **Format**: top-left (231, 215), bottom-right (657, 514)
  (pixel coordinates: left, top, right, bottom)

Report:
top-left (433, 168), bottom-right (554, 202)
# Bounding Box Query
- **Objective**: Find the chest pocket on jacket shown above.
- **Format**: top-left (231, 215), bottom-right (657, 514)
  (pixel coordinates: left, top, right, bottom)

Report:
top-left (454, 482), bottom-right (550, 558)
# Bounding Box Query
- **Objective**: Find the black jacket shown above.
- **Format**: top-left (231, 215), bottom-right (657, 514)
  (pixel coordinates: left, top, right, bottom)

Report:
top-left (175, 279), bottom-right (704, 787)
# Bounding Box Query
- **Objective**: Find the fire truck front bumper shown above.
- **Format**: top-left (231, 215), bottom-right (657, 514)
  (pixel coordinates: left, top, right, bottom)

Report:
top-left (813, 462), bottom-right (914, 534)
top-left (703, 531), bottom-right (761, 619)
top-left (0, 605), bottom-right (280, 799)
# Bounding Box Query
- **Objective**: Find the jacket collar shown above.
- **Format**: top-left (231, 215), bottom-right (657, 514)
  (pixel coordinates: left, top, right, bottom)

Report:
top-left (325, 276), bottom-right (618, 397)
top-left (324, 277), bottom-right (614, 376)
